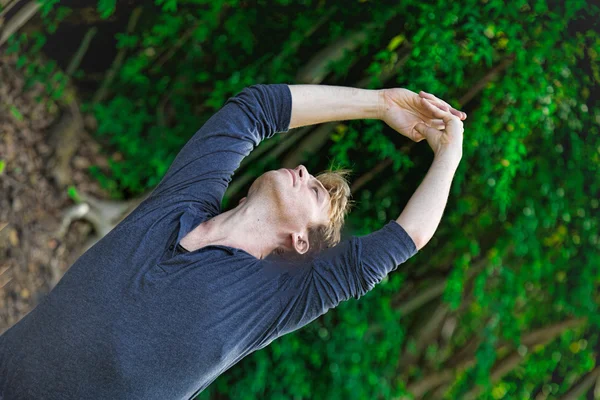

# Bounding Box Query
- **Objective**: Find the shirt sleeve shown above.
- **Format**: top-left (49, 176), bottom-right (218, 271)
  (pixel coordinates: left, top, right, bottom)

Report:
top-left (149, 83), bottom-right (293, 215)
top-left (275, 220), bottom-right (418, 337)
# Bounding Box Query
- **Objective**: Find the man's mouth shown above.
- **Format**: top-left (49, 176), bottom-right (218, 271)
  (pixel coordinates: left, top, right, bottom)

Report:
top-left (287, 169), bottom-right (296, 186)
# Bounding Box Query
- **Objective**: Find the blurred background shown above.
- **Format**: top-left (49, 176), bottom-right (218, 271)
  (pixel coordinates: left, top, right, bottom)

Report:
top-left (0, 0), bottom-right (599, 399)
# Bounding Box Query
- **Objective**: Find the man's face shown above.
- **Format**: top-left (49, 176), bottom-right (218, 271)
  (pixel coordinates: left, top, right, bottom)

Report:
top-left (245, 165), bottom-right (331, 251)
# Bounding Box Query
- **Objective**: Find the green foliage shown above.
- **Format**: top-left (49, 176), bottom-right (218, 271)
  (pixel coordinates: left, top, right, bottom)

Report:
top-left (67, 185), bottom-right (82, 203)
top-left (38, 1), bottom-right (71, 33)
top-left (6, 0), bottom-right (71, 110)
top-left (97, 0), bottom-right (116, 19)
top-left (155, 0), bottom-right (178, 13)
top-left (9, 105), bottom-right (24, 121)
top-left (10, 0), bottom-right (600, 398)
top-left (38, 0), bottom-right (60, 18)
top-left (6, 32), bottom-right (67, 104)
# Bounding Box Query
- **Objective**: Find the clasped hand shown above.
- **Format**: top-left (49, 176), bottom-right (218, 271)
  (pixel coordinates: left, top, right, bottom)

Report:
top-left (380, 88), bottom-right (466, 160)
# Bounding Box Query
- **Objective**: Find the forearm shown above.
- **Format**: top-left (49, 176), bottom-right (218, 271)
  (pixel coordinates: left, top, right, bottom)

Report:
top-left (287, 84), bottom-right (383, 129)
top-left (396, 155), bottom-right (460, 251)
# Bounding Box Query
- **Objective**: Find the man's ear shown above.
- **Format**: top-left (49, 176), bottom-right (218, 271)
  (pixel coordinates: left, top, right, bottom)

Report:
top-left (238, 196), bottom-right (247, 205)
top-left (291, 232), bottom-right (310, 255)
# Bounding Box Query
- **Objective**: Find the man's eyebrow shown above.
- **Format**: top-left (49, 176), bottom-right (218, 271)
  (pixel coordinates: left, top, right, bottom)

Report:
top-left (314, 179), bottom-right (328, 203)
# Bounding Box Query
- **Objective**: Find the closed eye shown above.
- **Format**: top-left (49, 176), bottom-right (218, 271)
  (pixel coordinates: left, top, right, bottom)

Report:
top-left (313, 187), bottom-right (319, 199)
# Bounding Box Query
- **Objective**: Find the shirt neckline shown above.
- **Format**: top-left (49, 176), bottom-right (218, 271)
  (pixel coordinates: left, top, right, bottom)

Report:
top-left (173, 207), bottom-right (260, 260)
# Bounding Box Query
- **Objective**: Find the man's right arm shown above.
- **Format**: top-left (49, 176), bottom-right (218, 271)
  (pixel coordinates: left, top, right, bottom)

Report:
top-left (396, 155), bottom-right (461, 251)
top-left (397, 94), bottom-right (465, 251)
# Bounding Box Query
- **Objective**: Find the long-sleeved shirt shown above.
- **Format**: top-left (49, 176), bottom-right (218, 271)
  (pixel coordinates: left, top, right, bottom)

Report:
top-left (0, 84), bottom-right (417, 400)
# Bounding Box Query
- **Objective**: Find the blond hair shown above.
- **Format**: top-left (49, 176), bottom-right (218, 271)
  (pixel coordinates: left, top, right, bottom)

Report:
top-left (272, 168), bottom-right (354, 259)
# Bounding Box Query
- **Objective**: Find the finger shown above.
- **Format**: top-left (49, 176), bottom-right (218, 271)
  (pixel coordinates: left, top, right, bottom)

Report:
top-left (409, 126), bottom-right (425, 142)
top-left (414, 122), bottom-right (439, 141)
top-left (450, 109), bottom-right (467, 120)
top-left (420, 97), bottom-right (454, 122)
top-left (419, 91), bottom-right (451, 110)
top-left (428, 118), bottom-right (445, 130)
top-left (419, 91), bottom-right (449, 111)
top-left (413, 132), bottom-right (426, 142)
top-left (420, 91), bottom-right (467, 120)
top-left (424, 121), bottom-right (445, 130)
top-left (449, 107), bottom-right (467, 120)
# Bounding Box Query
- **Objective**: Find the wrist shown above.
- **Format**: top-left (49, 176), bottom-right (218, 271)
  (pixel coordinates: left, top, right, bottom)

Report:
top-left (433, 151), bottom-right (462, 170)
top-left (377, 89), bottom-right (386, 120)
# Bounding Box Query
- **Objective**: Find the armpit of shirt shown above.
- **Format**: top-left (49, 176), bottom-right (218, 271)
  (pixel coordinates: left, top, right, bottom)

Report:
top-left (176, 243), bottom-right (190, 254)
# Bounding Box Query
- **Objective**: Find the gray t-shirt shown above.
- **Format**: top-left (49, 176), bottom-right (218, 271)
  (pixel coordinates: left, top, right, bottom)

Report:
top-left (0, 84), bottom-right (417, 399)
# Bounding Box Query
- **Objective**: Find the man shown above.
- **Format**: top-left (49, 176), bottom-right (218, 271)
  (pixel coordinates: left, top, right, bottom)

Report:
top-left (0, 83), bottom-right (465, 399)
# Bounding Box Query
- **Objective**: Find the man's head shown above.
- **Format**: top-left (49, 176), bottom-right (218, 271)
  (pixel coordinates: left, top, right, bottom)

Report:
top-left (241, 165), bottom-right (353, 259)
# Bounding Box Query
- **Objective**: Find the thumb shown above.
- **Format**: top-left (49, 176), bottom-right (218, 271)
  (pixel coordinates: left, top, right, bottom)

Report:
top-left (414, 123), bottom-right (436, 142)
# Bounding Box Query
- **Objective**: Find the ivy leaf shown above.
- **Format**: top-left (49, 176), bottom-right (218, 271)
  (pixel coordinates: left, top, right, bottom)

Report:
top-left (155, 0), bottom-right (177, 12)
top-left (97, 0), bottom-right (116, 19)
top-left (39, 0), bottom-right (60, 18)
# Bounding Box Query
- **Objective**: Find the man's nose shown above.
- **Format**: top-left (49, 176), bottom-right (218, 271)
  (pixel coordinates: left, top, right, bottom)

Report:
top-left (295, 165), bottom-right (308, 182)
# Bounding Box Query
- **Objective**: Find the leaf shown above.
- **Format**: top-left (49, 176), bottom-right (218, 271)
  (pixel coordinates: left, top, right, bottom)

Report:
top-left (67, 186), bottom-right (82, 203)
top-left (155, 0), bottom-right (177, 12)
top-left (97, 0), bottom-right (116, 19)
top-left (39, 0), bottom-right (60, 18)
top-left (9, 106), bottom-right (24, 121)
top-left (387, 34), bottom-right (405, 51)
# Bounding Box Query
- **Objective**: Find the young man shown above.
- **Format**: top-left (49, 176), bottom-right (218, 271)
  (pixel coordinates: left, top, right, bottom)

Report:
top-left (0, 84), bottom-right (465, 399)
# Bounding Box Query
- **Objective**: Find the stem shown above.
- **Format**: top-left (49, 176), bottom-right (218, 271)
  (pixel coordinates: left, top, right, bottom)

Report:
top-left (66, 27), bottom-right (97, 76)
top-left (91, 6), bottom-right (142, 105)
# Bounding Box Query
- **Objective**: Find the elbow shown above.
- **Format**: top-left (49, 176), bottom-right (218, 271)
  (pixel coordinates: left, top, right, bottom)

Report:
top-left (406, 231), bottom-right (428, 251)
top-left (411, 236), bottom-right (427, 252)
top-left (394, 218), bottom-right (428, 251)
top-left (400, 225), bottom-right (427, 251)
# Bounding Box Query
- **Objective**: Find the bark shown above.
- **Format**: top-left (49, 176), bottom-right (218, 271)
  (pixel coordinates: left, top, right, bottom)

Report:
top-left (295, 23), bottom-right (376, 84)
top-left (268, 6), bottom-right (338, 76)
top-left (0, 0), bottom-right (39, 46)
top-left (47, 99), bottom-right (84, 188)
top-left (392, 276), bottom-right (448, 315)
top-left (396, 301), bottom-right (450, 374)
top-left (0, 0), bottom-right (20, 20)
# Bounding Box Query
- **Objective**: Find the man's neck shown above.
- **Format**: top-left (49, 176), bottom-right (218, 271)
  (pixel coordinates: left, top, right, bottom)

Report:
top-left (180, 201), bottom-right (285, 259)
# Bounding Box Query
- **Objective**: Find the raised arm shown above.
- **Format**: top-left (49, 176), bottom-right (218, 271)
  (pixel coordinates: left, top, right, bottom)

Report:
top-left (270, 87), bottom-right (465, 338)
top-left (288, 84), bottom-right (466, 249)
top-left (149, 84), bottom-right (292, 213)
top-left (396, 94), bottom-right (464, 250)
top-left (287, 84), bottom-right (466, 132)
top-left (288, 85), bottom-right (383, 128)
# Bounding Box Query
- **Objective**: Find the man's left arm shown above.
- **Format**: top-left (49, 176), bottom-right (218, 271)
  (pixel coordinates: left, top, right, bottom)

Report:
top-left (287, 84), bottom-right (466, 138)
top-left (151, 84), bottom-right (384, 213)
top-left (150, 84), bottom-right (292, 214)
top-left (151, 83), bottom-right (465, 215)
top-left (287, 85), bottom-right (383, 128)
